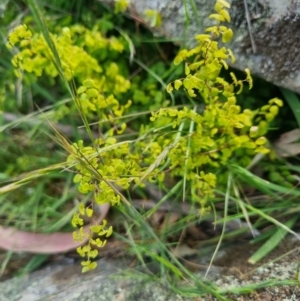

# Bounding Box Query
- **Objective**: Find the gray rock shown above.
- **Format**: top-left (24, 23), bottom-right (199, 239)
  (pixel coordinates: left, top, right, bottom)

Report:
top-left (106, 0), bottom-right (300, 93)
top-left (1, 236), bottom-right (300, 301)
top-left (0, 257), bottom-right (192, 301)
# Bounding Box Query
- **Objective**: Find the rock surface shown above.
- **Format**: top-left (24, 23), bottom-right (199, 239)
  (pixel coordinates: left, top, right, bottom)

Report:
top-left (1, 236), bottom-right (299, 301)
top-left (108, 0), bottom-right (300, 93)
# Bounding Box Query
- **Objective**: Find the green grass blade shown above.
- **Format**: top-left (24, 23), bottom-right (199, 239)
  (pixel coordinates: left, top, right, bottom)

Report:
top-left (0, 251), bottom-right (13, 278)
top-left (243, 203), bottom-right (300, 239)
top-left (27, 0), bottom-right (65, 80)
top-left (142, 248), bottom-right (183, 278)
top-left (134, 138), bottom-right (182, 186)
top-left (219, 279), bottom-right (300, 295)
top-left (248, 215), bottom-right (298, 264)
top-left (133, 58), bottom-right (175, 106)
top-left (205, 171), bottom-right (231, 277)
top-left (143, 180), bottom-right (182, 219)
top-left (0, 161), bottom-right (69, 195)
top-left (16, 254), bottom-right (49, 276)
top-left (280, 88), bottom-right (300, 127)
top-left (250, 227), bottom-right (276, 244)
top-left (231, 164), bottom-right (300, 197)
top-left (27, 0), bottom-right (94, 142)
top-left (188, 0), bottom-right (202, 28)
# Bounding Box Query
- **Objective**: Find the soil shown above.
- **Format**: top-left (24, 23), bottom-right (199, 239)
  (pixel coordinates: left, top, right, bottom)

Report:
top-left (202, 237), bottom-right (300, 301)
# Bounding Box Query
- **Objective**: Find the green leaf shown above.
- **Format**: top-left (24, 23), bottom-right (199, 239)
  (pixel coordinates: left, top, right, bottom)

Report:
top-left (230, 72), bottom-right (237, 84)
top-left (166, 83), bottom-right (173, 93)
top-left (174, 49), bottom-right (187, 65)
top-left (185, 62), bottom-right (190, 75)
top-left (217, 0), bottom-right (231, 9)
top-left (81, 261), bottom-right (97, 273)
top-left (222, 28), bottom-right (233, 43)
top-left (220, 59), bottom-right (228, 70)
top-left (269, 97), bottom-right (283, 107)
top-left (86, 208), bottom-right (93, 217)
top-left (90, 225), bottom-right (101, 233)
top-left (79, 203), bottom-right (85, 215)
top-left (219, 9), bottom-right (231, 22)
top-left (209, 13), bottom-right (225, 22)
top-left (255, 137), bottom-right (267, 145)
top-left (106, 226), bottom-right (113, 237)
top-left (83, 79), bottom-right (95, 88)
top-left (227, 49), bottom-right (236, 63)
top-left (86, 88), bottom-right (99, 98)
top-left (183, 78), bottom-right (193, 90)
top-left (213, 48), bottom-right (228, 59)
top-left (187, 89), bottom-right (196, 97)
top-left (114, 0), bottom-right (129, 13)
top-left (236, 80), bottom-right (243, 94)
top-left (195, 34), bottom-right (211, 42)
top-left (245, 68), bottom-right (253, 89)
top-left (214, 2), bottom-right (223, 12)
top-left (144, 9), bottom-right (162, 28)
top-left (77, 86), bottom-right (87, 94)
top-left (174, 80), bottom-right (182, 90)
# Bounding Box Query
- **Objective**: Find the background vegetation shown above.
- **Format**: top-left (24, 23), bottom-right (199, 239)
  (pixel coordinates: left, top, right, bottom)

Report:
top-left (0, 0), bottom-right (300, 299)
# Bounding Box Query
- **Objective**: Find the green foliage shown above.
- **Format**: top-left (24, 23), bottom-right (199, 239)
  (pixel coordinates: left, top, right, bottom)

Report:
top-left (5, 0), bottom-right (284, 273)
top-left (2, 0), bottom-right (300, 298)
top-left (4, 0), bottom-right (292, 285)
top-left (264, 161), bottom-right (297, 188)
top-left (151, 0), bottom-right (282, 202)
top-left (7, 23), bottom-right (130, 95)
top-left (144, 9), bottom-right (162, 28)
top-left (114, 0), bottom-right (129, 13)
